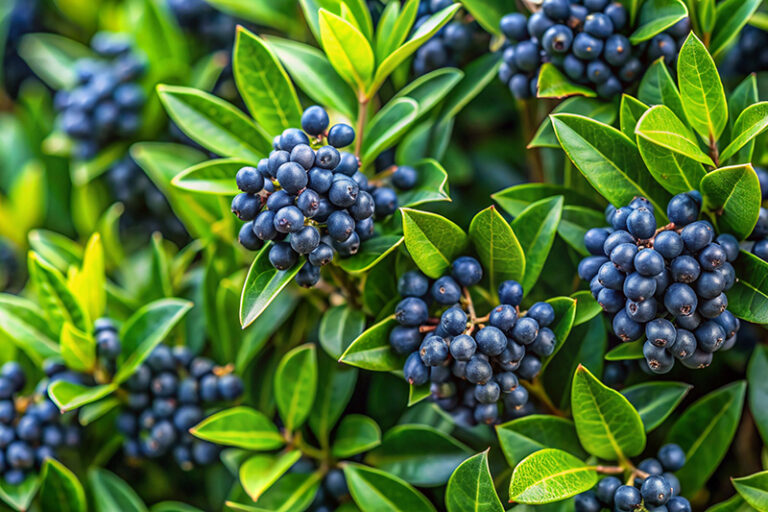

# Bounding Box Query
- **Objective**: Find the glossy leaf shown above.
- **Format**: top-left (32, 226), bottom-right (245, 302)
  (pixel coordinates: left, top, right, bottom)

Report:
top-left (332, 414), bottom-right (382, 458)
top-left (396, 159), bottom-right (450, 208)
top-left (89, 469), bottom-right (147, 512)
top-left (17, 33), bottom-right (90, 90)
top-left (469, 206), bottom-right (525, 294)
top-left (635, 105), bottom-right (714, 165)
top-left (605, 341), bottom-right (644, 360)
top-left (637, 137), bottom-right (707, 196)
top-left (171, 159), bottom-right (248, 195)
top-left (0, 294), bottom-right (59, 363)
top-left (459, 0), bottom-right (516, 35)
top-left (60, 322), bottom-right (95, 373)
top-left (190, 406), bottom-right (284, 450)
top-left (492, 184), bottom-right (601, 215)
top-left (571, 365), bottom-right (646, 460)
top-left (732, 471), bottom-right (768, 510)
top-left (393, 67), bottom-right (463, 121)
top-left (309, 354), bottom-right (358, 445)
top-left (667, 381), bottom-right (746, 492)
top-left (274, 344), bottom-right (317, 432)
top-left (630, 0), bottom-right (688, 43)
top-left (638, 59), bottom-right (685, 121)
top-left (68, 233), bottom-right (105, 323)
top-left (336, 235), bottom-right (404, 274)
top-left (677, 33), bottom-right (728, 140)
top-left (401, 208), bottom-right (467, 279)
top-left (748, 346), bottom-right (768, 445)
top-left (339, 316), bottom-right (401, 371)
top-left (730, 251), bottom-right (768, 323)
top-left (318, 9), bottom-right (374, 91)
top-left (532, 98), bottom-right (618, 149)
top-left (319, 305), bottom-right (366, 360)
top-left (621, 382), bottom-right (692, 432)
top-left (720, 102), bottom-right (768, 162)
top-left (510, 196), bottom-right (563, 293)
top-left (438, 53), bottom-right (501, 121)
top-left (240, 451), bottom-right (302, 501)
top-left (40, 459), bottom-right (86, 512)
top-left (344, 463), bottom-right (437, 512)
top-left (537, 63), bottom-right (596, 99)
top-left (365, 425), bottom-right (471, 486)
top-left (28, 251), bottom-right (88, 334)
top-left (700, 164), bottom-right (761, 240)
top-left (0, 473), bottom-right (40, 512)
top-left (445, 450), bottom-right (503, 512)
top-left (362, 98), bottom-right (419, 165)
top-left (619, 94), bottom-right (649, 140)
top-left (238, 471), bottom-right (322, 512)
top-left (509, 448), bottom-right (597, 504)
top-left (234, 27), bottom-right (301, 136)
top-left (572, 290), bottom-right (601, 326)
top-left (496, 415), bottom-right (586, 468)
top-left (240, 243), bottom-right (302, 327)
top-left (47, 381), bottom-right (117, 412)
top-left (710, 0), bottom-right (761, 58)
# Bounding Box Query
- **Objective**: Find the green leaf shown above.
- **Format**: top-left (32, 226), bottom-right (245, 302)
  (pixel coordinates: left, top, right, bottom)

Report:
top-left (190, 406), bottom-right (284, 450)
top-left (365, 425), bottom-right (471, 487)
top-left (572, 290), bottom-right (601, 326)
top-left (551, 114), bottom-right (671, 218)
top-left (114, 299), bottom-right (193, 383)
top-left (469, 206), bottom-right (525, 294)
top-left (732, 471), bottom-right (768, 510)
top-left (78, 398), bottom-right (120, 426)
top-left (748, 346), bottom-right (768, 445)
top-left (339, 316), bottom-right (402, 371)
top-left (629, 0), bottom-right (688, 43)
top-left (89, 469), bottom-right (147, 512)
top-left (374, 0), bottom-right (406, 59)
top-left (68, 233), bottom-right (106, 323)
top-left (27, 230), bottom-right (83, 272)
top-left (445, 450), bottom-right (503, 512)
top-left (274, 344), bottom-right (317, 432)
top-left (265, 36), bottom-right (357, 119)
top-left (532, 98), bottom-right (617, 149)
top-left (727, 75), bottom-right (758, 164)
top-left (621, 382), bottom-right (692, 432)
top-left (401, 208), bottom-right (467, 279)
top-left (28, 251), bottom-right (88, 334)
top-left (17, 33), bottom-right (90, 90)
top-left (362, 98), bottom-right (419, 165)
top-left (638, 59), bottom-right (685, 121)
top-left (157, 85), bottom-right (271, 161)
top-left (236, 290), bottom-right (299, 372)
top-left (150, 502), bottom-right (204, 512)
top-left (394, 67), bottom-right (463, 120)
top-left (40, 459), bottom-right (86, 512)
top-left (700, 164), bottom-right (761, 240)
top-left (407, 382), bottom-right (431, 406)
top-left (619, 94), bottom-right (649, 140)
top-left (47, 381), bottom-right (117, 412)
top-left (705, 494), bottom-right (751, 512)
top-left (605, 341), bottom-right (644, 361)
top-left (60, 322), bottom-right (95, 373)
top-left (571, 365), bottom-right (646, 460)
top-left (332, 414), bottom-right (382, 458)
top-left (368, 4), bottom-right (460, 95)
top-left (240, 243), bottom-right (302, 327)
top-left (730, 251), bottom-right (768, 323)
top-left (318, 9), bottom-right (374, 91)
top-left (202, 0), bottom-right (295, 32)
top-left (396, 159), bottom-right (450, 208)
top-left (677, 33), bottom-right (728, 140)
top-left (496, 415), bottom-right (586, 468)
top-left (344, 463), bottom-right (437, 512)
top-left (542, 297), bottom-right (578, 367)
top-left (459, 0), bottom-right (516, 35)
top-left (309, 354), bottom-right (358, 445)
top-left (171, 159), bottom-right (248, 195)
top-left (667, 381), bottom-right (746, 493)
top-left (720, 102), bottom-right (768, 162)
top-left (319, 305), bottom-right (366, 359)
top-left (637, 137), bottom-right (708, 196)
top-left (510, 197), bottom-right (563, 293)
top-left (439, 53), bottom-right (502, 122)
top-left (710, 0), bottom-right (761, 58)
top-left (492, 184), bottom-right (602, 215)
top-left (0, 473), bottom-right (39, 512)
top-left (235, 471), bottom-right (323, 512)
top-left (0, 294), bottom-right (59, 364)
top-left (509, 448), bottom-right (597, 505)
top-left (336, 235), bottom-right (404, 274)
top-left (240, 451), bottom-right (302, 501)
top-left (234, 27), bottom-right (302, 137)
top-left (537, 63), bottom-right (596, 99)
top-left (635, 105), bottom-right (714, 165)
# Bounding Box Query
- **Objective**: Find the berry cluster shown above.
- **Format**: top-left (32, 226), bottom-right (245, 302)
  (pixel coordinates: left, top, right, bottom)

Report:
top-left (233, 106), bottom-right (414, 287)
top-left (0, 362), bottom-right (80, 485)
top-left (391, 257), bottom-right (557, 426)
top-left (117, 343), bottom-right (244, 469)
top-left (578, 192), bottom-right (741, 373)
top-left (497, 0), bottom-right (688, 99)
top-left (290, 459), bottom-right (351, 511)
top-left (748, 167), bottom-right (768, 262)
top-left (411, 0), bottom-right (487, 75)
top-left (106, 157), bottom-right (187, 244)
top-left (576, 444), bottom-right (691, 512)
top-left (54, 32), bottom-right (146, 160)
top-left (167, 0), bottom-right (237, 50)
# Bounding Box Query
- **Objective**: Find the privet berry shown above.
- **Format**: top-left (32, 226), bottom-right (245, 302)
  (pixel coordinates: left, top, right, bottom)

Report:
top-left (497, 0), bottom-right (690, 99)
top-left (390, 256), bottom-right (558, 426)
top-left (54, 32), bottom-right (146, 160)
top-left (117, 343), bottom-right (243, 469)
top-left (579, 191), bottom-right (741, 373)
top-left (232, 106), bottom-right (417, 287)
top-left (575, 443), bottom-right (690, 512)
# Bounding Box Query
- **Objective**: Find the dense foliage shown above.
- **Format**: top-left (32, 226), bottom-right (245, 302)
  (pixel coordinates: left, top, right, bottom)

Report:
top-left (1, 0), bottom-right (768, 511)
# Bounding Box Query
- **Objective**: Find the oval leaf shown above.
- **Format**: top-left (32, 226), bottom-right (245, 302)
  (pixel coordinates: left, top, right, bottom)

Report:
top-left (635, 105), bottom-right (714, 165)
top-left (469, 206), bottom-right (525, 294)
top-left (190, 406), bottom-right (284, 450)
top-left (344, 463), bottom-right (437, 512)
top-left (509, 448), bottom-right (597, 505)
top-left (401, 208), bottom-right (467, 279)
top-left (240, 243), bottom-right (302, 328)
top-left (172, 159), bottom-right (248, 195)
top-left (339, 316), bottom-right (402, 371)
top-left (511, 196), bottom-right (563, 293)
top-left (496, 415), bottom-right (586, 468)
top-left (274, 344), bottom-right (318, 432)
top-left (700, 164), bottom-right (761, 240)
top-left (445, 450), bottom-right (504, 512)
top-left (332, 414), bottom-right (382, 458)
top-left (621, 381), bottom-right (692, 432)
top-left (40, 459), bottom-right (86, 512)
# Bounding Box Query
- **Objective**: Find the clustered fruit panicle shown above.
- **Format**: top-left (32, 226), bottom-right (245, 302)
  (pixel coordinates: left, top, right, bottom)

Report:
top-left (391, 257), bottom-right (558, 426)
top-left (117, 343), bottom-right (243, 469)
top-left (0, 362), bottom-right (80, 485)
top-left (579, 192), bottom-right (741, 373)
top-left (575, 443), bottom-right (691, 512)
top-left (498, 0), bottom-right (689, 99)
top-left (54, 32), bottom-right (146, 160)
top-left (232, 106), bottom-right (417, 287)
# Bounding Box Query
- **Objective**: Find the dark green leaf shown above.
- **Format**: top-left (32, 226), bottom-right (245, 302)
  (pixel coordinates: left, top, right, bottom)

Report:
top-left (394, 67), bottom-right (463, 121)
top-left (445, 450), bottom-right (503, 512)
top-left (319, 305), bottom-right (366, 359)
top-left (171, 158), bottom-right (248, 195)
top-left (605, 341), bottom-right (644, 360)
top-left (705, 494), bottom-right (751, 512)
top-left (492, 184), bottom-right (602, 216)
top-left (572, 290), bottom-right (601, 326)
top-left (401, 208), bottom-right (467, 279)
top-left (459, 0), bottom-right (516, 35)
top-left (511, 196), bottom-right (563, 293)
top-left (637, 137), bottom-right (707, 196)
top-left (236, 287), bottom-right (299, 371)
top-left (509, 448), bottom-right (597, 504)
top-left (720, 102), bottom-right (768, 162)
top-left (537, 63), bottom-right (596, 99)
top-left (0, 473), bottom-right (39, 512)
top-left (666, 381), bottom-right (746, 493)
top-left (40, 459), bottom-right (86, 512)
top-left (89, 469), bottom-right (147, 512)
top-left (274, 344), bottom-right (317, 432)
top-left (630, 0), bottom-right (688, 43)
top-left (542, 297), bottom-right (578, 367)
top-left (344, 463), bottom-right (437, 512)
top-left (732, 471), bottom-right (768, 510)
top-left (638, 59), bottom-right (685, 121)
top-left (531, 98), bottom-right (617, 149)
top-left (396, 159), bottom-right (450, 208)
top-left (469, 206), bottom-right (525, 294)
top-left (365, 425), bottom-right (471, 487)
top-left (748, 346), bottom-right (768, 445)
top-left (240, 243), bottom-right (302, 328)
top-left (496, 415), bottom-right (586, 468)
top-left (730, 251), bottom-right (768, 323)
top-left (339, 316), bottom-right (401, 371)
top-left (190, 406), bottom-right (284, 450)
top-left (332, 414), bottom-right (382, 458)
top-left (619, 94), bottom-right (649, 140)
top-left (240, 471), bottom-right (322, 512)
top-left (439, 53), bottom-right (501, 121)
top-left (571, 365), bottom-right (646, 460)
top-left (700, 164), bottom-right (761, 240)
top-left (710, 0), bottom-right (761, 58)
top-left (635, 105), bottom-right (714, 165)
top-left (727, 75), bottom-right (758, 164)
top-left (310, 354), bottom-right (358, 445)
top-left (621, 381), bottom-right (692, 432)
top-left (362, 98), bottom-right (419, 165)
top-left (336, 235), bottom-right (404, 274)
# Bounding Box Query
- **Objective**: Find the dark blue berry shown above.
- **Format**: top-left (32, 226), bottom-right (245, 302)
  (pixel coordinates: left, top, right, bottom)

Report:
top-left (328, 178), bottom-right (359, 208)
top-left (664, 283), bottom-right (698, 317)
top-left (395, 297), bottom-right (428, 326)
top-left (573, 33), bottom-right (604, 60)
top-left (301, 106), bottom-right (329, 135)
top-left (527, 302), bottom-right (555, 327)
top-left (641, 475), bottom-right (671, 506)
top-left (268, 242), bottom-right (298, 270)
top-left (681, 221), bottom-right (713, 252)
top-left (404, 352), bottom-right (428, 385)
top-left (390, 326), bottom-right (422, 355)
top-left (465, 356), bottom-right (493, 384)
top-left (475, 326), bottom-right (507, 356)
top-left (498, 280), bottom-right (524, 306)
top-left (372, 186), bottom-right (398, 218)
top-left (451, 256), bottom-right (483, 286)
top-left (613, 485), bottom-right (642, 511)
top-left (392, 166), bottom-right (418, 190)
top-left (670, 255), bottom-right (700, 284)
top-left (613, 309), bottom-right (643, 341)
top-left (431, 276), bottom-right (461, 304)
top-left (516, 354), bottom-right (542, 381)
top-left (327, 124), bottom-right (355, 148)
top-left (398, 271), bottom-right (429, 297)
top-left (500, 13), bottom-right (528, 41)
top-left (512, 317), bottom-right (539, 345)
top-left (273, 205), bottom-right (305, 234)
